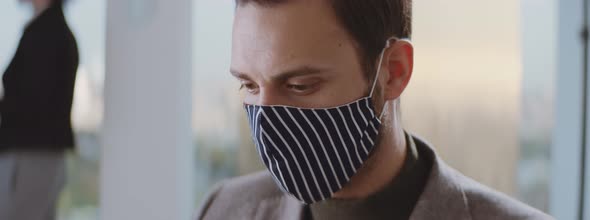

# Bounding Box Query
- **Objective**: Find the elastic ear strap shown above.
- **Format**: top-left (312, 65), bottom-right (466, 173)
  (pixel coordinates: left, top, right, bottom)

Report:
top-left (379, 100), bottom-right (388, 120)
top-left (369, 37), bottom-right (399, 98)
top-left (369, 49), bottom-right (386, 98)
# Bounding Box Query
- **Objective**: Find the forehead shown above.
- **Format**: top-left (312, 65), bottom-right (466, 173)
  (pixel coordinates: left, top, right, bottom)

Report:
top-left (231, 1), bottom-right (358, 76)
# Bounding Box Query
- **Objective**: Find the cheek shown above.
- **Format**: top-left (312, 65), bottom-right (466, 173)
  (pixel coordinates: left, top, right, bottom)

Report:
top-left (310, 75), bottom-right (369, 108)
top-left (343, 78), bottom-right (370, 98)
top-left (242, 94), bottom-right (256, 105)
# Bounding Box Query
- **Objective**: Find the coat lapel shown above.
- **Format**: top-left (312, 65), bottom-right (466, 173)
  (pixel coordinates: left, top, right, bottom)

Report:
top-left (252, 135), bottom-right (472, 220)
top-left (409, 136), bottom-right (472, 220)
top-left (256, 194), bottom-right (305, 220)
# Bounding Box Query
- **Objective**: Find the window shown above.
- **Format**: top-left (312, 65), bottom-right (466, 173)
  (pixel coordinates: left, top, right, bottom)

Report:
top-left (58, 1), bottom-right (105, 219)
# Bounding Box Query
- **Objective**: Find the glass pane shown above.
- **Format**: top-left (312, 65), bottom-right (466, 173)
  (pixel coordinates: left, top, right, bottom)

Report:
top-left (405, 0), bottom-right (550, 212)
top-left (192, 0), bottom-right (264, 203)
top-left (405, 0), bottom-right (521, 198)
top-left (60, 1), bottom-right (106, 219)
top-left (518, 0), bottom-right (554, 211)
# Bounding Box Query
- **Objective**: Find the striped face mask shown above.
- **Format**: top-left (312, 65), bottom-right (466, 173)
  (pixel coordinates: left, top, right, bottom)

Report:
top-left (244, 38), bottom-right (396, 204)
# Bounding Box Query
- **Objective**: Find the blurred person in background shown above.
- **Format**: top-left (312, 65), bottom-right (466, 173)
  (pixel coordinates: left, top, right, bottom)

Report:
top-left (0, 0), bottom-right (78, 219)
top-left (196, 0), bottom-right (552, 219)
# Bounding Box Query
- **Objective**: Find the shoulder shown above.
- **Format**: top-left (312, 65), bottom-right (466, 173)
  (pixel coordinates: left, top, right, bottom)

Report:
top-left (24, 15), bottom-right (75, 49)
top-left (450, 166), bottom-right (553, 220)
top-left (194, 171), bottom-right (284, 220)
top-left (218, 171), bottom-right (282, 199)
top-left (411, 134), bottom-right (553, 220)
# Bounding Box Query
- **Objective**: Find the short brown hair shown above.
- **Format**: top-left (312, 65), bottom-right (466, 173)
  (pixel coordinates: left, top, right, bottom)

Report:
top-left (234, 0), bottom-right (412, 81)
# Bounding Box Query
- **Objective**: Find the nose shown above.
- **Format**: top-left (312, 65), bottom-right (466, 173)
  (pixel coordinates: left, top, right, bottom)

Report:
top-left (257, 87), bottom-right (281, 106)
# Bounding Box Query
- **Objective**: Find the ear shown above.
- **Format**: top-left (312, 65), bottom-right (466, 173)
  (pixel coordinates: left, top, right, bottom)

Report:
top-left (379, 39), bottom-right (414, 101)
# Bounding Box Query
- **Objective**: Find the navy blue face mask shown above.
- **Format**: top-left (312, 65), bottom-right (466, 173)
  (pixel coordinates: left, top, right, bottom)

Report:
top-left (244, 37), bottom-right (397, 204)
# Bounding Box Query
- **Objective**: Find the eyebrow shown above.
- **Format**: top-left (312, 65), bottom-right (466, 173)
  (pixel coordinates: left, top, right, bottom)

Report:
top-left (230, 66), bottom-right (326, 82)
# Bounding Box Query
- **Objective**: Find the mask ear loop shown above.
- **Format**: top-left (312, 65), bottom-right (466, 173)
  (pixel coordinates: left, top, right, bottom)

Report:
top-left (368, 44), bottom-right (389, 98)
top-left (369, 37), bottom-right (398, 120)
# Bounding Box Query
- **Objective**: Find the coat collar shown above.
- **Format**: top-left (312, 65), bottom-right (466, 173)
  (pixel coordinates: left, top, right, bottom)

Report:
top-left (408, 136), bottom-right (471, 220)
top-left (268, 134), bottom-right (472, 220)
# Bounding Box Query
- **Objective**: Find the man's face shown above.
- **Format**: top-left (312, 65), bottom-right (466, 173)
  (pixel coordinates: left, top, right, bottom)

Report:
top-left (231, 0), bottom-right (369, 108)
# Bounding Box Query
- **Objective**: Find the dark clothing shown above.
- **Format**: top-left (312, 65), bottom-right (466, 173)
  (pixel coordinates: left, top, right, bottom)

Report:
top-left (307, 132), bottom-right (431, 220)
top-left (0, 5), bottom-right (79, 151)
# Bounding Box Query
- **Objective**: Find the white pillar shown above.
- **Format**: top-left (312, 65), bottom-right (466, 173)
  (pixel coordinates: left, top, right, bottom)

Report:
top-left (101, 0), bottom-right (193, 219)
top-left (550, 0), bottom-right (584, 219)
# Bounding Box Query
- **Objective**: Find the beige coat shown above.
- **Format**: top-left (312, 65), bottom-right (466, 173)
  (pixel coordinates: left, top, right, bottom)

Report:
top-left (195, 135), bottom-right (553, 220)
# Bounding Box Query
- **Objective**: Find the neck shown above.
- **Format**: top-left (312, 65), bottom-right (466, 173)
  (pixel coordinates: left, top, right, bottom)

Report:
top-left (333, 101), bottom-right (407, 199)
top-left (33, 1), bottom-right (52, 17)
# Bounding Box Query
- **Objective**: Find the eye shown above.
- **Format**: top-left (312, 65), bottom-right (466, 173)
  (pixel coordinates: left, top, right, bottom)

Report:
top-left (240, 81), bottom-right (259, 94)
top-left (286, 80), bottom-right (321, 95)
top-left (287, 84), bottom-right (312, 92)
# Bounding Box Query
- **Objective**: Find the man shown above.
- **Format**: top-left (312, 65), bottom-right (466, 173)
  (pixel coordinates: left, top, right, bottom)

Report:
top-left (0, 0), bottom-right (78, 219)
top-left (196, 0), bottom-right (552, 219)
